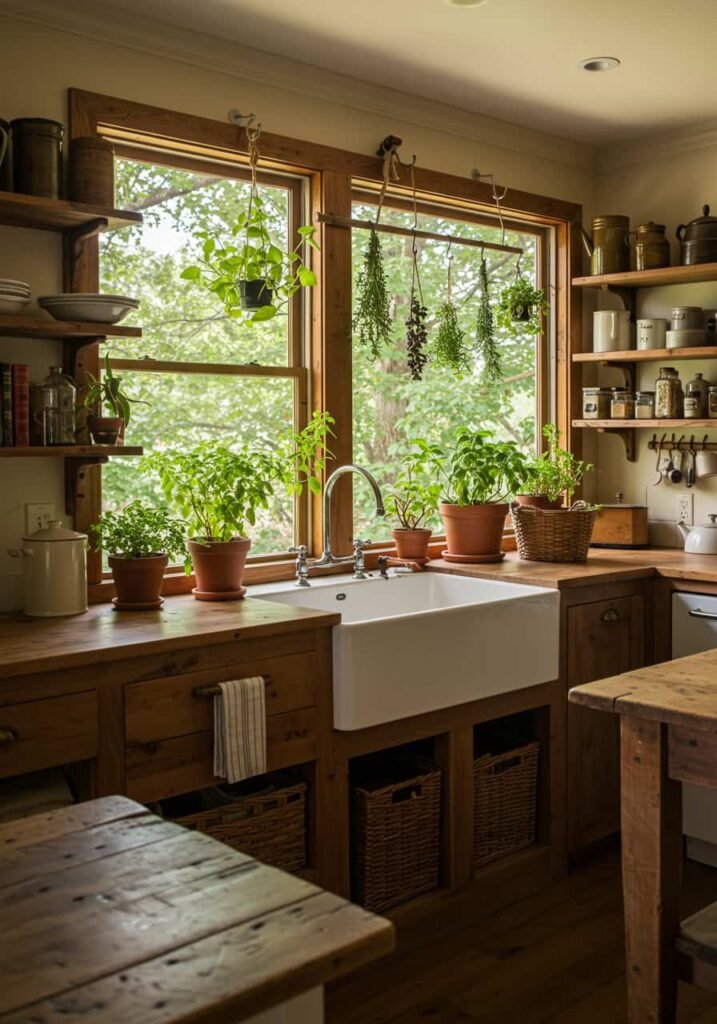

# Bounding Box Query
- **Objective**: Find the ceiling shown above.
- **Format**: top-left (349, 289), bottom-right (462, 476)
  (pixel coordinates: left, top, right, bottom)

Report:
top-left (65, 0), bottom-right (717, 144)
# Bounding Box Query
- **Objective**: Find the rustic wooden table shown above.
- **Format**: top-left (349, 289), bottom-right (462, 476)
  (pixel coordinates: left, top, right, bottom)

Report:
top-left (0, 795), bottom-right (394, 1024)
top-left (569, 648), bottom-right (717, 1024)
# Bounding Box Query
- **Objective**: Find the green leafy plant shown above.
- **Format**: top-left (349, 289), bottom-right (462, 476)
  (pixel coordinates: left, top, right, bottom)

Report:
top-left (181, 193), bottom-right (319, 324)
top-left (279, 410), bottom-right (335, 497)
top-left (434, 300), bottom-right (468, 372)
top-left (386, 444), bottom-right (441, 530)
top-left (406, 295), bottom-right (429, 380)
top-left (90, 501), bottom-right (186, 560)
top-left (497, 272), bottom-right (549, 335)
top-left (476, 256), bottom-right (502, 383)
top-left (410, 428), bottom-right (531, 505)
top-left (353, 227), bottom-right (392, 358)
top-left (524, 423), bottom-right (593, 502)
top-left (84, 354), bottom-right (146, 424)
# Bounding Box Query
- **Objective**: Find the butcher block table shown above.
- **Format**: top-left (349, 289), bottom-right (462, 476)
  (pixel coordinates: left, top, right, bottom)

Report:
top-left (0, 795), bottom-right (394, 1024)
top-left (569, 648), bottom-right (717, 1024)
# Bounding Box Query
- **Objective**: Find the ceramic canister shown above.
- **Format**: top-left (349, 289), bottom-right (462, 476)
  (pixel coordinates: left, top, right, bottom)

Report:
top-left (8, 521), bottom-right (87, 617)
top-left (636, 318), bottom-right (667, 350)
top-left (593, 309), bottom-right (633, 352)
top-left (671, 306), bottom-right (703, 331)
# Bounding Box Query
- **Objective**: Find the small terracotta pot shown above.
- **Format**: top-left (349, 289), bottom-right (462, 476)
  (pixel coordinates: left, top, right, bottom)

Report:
top-left (109, 553), bottom-right (168, 609)
top-left (514, 494), bottom-right (563, 510)
top-left (88, 415), bottom-right (124, 445)
top-left (439, 502), bottom-right (509, 557)
top-left (188, 537), bottom-right (251, 600)
top-left (392, 528), bottom-right (432, 561)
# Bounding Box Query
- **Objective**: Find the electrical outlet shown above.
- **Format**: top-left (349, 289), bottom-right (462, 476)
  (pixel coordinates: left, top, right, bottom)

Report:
top-left (677, 492), bottom-right (694, 526)
top-left (25, 503), bottom-right (55, 534)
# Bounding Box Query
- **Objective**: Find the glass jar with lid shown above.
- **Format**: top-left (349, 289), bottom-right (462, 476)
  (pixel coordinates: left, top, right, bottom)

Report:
top-left (582, 387), bottom-right (612, 420)
top-left (655, 367), bottom-right (683, 418)
top-left (686, 372), bottom-right (710, 418)
top-left (610, 389), bottom-right (635, 419)
top-left (635, 391), bottom-right (655, 418)
top-left (42, 366), bottom-right (76, 445)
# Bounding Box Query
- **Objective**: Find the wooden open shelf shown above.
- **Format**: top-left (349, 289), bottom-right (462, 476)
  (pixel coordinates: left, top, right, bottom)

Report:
top-left (573, 347), bottom-right (717, 364)
top-left (573, 263), bottom-right (717, 290)
top-left (0, 191), bottom-right (142, 233)
top-left (574, 419), bottom-right (717, 430)
top-left (0, 316), bottom-right (142, 341)
top-left (0, 445), bottom-right (143, 458)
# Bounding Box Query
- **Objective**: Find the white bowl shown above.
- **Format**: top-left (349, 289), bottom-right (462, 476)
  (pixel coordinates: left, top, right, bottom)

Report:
top-left (0, 278), bottom-right (30, 291)
top-left (0, 295), bottom-right (30, 314)
top-left (0, 287), bottom-right (30, 298)
top-left (666, 328), bottom-right (707, 349)
top-left (37, 294), bottom-right (139, 324)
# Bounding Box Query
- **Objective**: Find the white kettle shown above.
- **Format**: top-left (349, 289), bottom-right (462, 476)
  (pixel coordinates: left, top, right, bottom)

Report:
top-left (8, 521), bottom-right (88, 617)
top-left (677, 515), bottom-right (717, 555)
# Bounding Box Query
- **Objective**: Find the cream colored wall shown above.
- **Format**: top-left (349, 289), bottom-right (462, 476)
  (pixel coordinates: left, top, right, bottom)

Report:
top-left (594, 138), bottom-right (717, 545)
top-left (0, 12), bottom-right (595, 610)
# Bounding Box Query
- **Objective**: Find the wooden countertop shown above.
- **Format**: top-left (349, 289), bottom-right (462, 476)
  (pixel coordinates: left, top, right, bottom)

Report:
top-left (569, 648), bottom-right (717, 730)
top-left (0, 796), bottom-right (394, 1023)
top-left (0, 594), bottom-right (340, 679)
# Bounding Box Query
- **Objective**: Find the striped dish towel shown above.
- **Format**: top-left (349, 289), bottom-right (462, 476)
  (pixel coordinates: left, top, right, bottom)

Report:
top-left (213, 678), bottom-right (267, 784)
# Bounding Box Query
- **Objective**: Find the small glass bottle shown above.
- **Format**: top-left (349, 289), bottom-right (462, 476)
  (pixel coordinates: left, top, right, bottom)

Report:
top-left (43, 366), bottom-right (76, 445)
top-left (654, 367), bottom-right (683, 419)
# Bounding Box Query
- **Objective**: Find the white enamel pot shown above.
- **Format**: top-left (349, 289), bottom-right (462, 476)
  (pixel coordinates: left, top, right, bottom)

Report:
top-left (8, 521), bottom-right (88, 617)
top-left (593, 309), bottom-right (633, 352)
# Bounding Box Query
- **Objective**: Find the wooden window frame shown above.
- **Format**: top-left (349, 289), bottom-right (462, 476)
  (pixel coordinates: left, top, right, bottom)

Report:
top-left (68, 89), bottom-right (582, 602)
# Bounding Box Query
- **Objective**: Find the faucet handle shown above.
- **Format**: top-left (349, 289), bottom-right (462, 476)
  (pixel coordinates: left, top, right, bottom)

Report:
top-left (289, 545), bottom-right (309, 556)
top-left (352, 538), bottom-right (369, 550)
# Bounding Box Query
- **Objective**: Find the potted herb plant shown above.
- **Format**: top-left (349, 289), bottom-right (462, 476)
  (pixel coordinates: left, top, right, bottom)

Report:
top-left (413, 429), bottom-right (530, 562)
top-left (181, 193), bottom-right (318, 323)
top-left (91, 501), bottom-right (186, 609)
top-left (497, 272), bottom-right (549, 335)
top-left (84, 354), bottom-right (145, 444)
top-left (386, 446), bottom-right (441, 561)
top-left (517, 424), bottom-right (593, 509)
top-left (146, 412), bottom-right (333, 600)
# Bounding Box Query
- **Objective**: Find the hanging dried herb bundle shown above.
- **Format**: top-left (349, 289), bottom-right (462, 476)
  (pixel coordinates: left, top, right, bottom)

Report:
top-left (406, 295), bottom-right (429, 381)
top-left (353, 227), bottom-right (392, 359)
top-left (434, 300), bottom-right (469, 372)
top-left (476, 256), bottom-right (502, 383)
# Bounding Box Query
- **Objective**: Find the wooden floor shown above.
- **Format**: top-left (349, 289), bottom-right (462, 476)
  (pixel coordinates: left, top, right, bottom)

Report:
top-left (327, 850), bottom-right (717, 1024)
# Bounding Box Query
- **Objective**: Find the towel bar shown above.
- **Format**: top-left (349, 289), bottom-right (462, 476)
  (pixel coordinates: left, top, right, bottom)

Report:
top-left (192, 676), bottom-right (271, 698)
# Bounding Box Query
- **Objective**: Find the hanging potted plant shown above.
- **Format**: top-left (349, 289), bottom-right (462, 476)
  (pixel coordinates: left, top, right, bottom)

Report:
top-left (146, 411), bottom-right (333, 600)
top-left (475, 254), bottom-right (502, 383)
top-left (83, 354), bottom-right (146, 444)
top-left (497, 269), bottom-right (549, 335)
top-left (433, 250), bottom-right (469, 373)
top-left (90, 501), bottom-right (186, 610)
top-left (386, 445), bottom-right (441, 561)
top-left (412, 429), bottom-right (530, 562)
top-left (516, 423), bottom-right (593, 509)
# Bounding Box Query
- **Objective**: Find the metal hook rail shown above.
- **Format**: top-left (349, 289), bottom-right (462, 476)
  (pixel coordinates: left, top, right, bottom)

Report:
top-left (647, 433), bottom-right (717, 452)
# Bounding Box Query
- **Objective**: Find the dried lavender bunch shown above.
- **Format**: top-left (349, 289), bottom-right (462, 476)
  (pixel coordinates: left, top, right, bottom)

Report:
top-left (406, 295), bottom-right (429, 381)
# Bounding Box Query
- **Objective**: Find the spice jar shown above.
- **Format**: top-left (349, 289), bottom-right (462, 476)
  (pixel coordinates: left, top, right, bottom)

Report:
top-left (635, 391), bottom-right (655, 418)
top-left (610, 389), bottom-right (635, 419)
top-left (709, 387), bottom-right (717, 418)
top-left (655, 367), bottom-right (683, 418)
top-left (582, 387), bottom-right (611, 419)
top-left (686, 372), bottom-right (710, 418)
top-left (685, 394), bottom-right (703, 418)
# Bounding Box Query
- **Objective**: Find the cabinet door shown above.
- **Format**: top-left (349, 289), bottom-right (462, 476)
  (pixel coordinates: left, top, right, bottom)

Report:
top-left (567, 593), bottom-right (645, 853)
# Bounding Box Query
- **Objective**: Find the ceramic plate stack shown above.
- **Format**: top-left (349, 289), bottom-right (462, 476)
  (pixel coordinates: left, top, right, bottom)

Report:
top-left (37, 293), bottom-right (139, 324)
top-left (0, 278), bottom-right (31, 314)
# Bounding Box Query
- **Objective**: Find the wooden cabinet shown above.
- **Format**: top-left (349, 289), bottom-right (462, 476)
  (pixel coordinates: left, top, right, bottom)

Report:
top-left (566, 587), bottom-right (646, 853)
top-left (0, 691), bottom-right (97, 779)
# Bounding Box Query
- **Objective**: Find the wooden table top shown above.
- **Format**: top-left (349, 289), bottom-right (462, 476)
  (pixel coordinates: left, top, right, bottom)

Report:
top-left (0, 796), bottom-right (394, 1024)
top-left (569, 648), bottom-right (717, 730)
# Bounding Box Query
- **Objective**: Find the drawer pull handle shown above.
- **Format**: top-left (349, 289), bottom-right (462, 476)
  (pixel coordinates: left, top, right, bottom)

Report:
top-left (192, 675), bottom-right (272, 699)
top-left (688, 608), bottom-right (717, 621)
top-left (602, 608), bottom-right (620, 623)
top-left (0, 727), bottom-right (17, 746)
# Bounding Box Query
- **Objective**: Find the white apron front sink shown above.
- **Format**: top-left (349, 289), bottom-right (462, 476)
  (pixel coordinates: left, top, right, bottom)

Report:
top-left (259, 572), bottom-right (559, 731)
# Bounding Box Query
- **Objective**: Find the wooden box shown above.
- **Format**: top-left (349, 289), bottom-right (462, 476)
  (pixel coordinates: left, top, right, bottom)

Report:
top-left (590, 499), bottom-right (648, 549)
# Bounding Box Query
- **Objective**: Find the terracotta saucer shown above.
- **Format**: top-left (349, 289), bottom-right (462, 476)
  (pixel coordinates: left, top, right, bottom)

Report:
top-left (112, 597), bottom-right (164, 611)
top-left (192, 586), bottom-right (247, 601)
top-left (440, 550), bottom-right (506, 564)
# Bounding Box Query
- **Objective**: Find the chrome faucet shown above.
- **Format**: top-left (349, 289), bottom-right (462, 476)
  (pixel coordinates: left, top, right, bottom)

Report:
top-left (314, 464), bottom-right (385, 570)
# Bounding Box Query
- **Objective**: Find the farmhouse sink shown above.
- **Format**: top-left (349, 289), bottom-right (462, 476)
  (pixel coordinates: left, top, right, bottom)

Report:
top-left (259, 572), bottom-right (559, 731)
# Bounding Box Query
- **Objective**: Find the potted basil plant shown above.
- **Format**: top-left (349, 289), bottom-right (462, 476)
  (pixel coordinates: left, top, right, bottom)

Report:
top-left (412, 429), bottom-right (530, 562)
top-left (146, 411), bottom-right (333, 600)
top-left (386, 446), bottom-right (441, 561)
top-left (83, 354), bottom-right (146, 444)
top-left (90, 501), bottom-right (186, 609)
top-left (517, 424), bottom-right (593, 509)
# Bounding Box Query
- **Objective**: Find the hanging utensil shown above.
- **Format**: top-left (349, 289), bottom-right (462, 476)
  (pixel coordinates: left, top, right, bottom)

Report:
top-left (653, 435), bottom-right (665, 485)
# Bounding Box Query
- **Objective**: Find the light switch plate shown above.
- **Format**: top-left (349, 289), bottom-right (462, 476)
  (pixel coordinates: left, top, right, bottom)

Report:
top-left (677, 492), bottom-right (694, 526)
top-left (25, 503), bottom-right (55, 534)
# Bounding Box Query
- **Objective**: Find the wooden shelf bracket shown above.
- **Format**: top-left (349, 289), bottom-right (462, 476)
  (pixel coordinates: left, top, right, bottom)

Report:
top-left (600, 359), bottom-right (636, 392)
top-left (67, 217), bottom-right (109, 263)
top-left (64, 455), bottom-right (108, 516)
top-left (596, 426), bottom-right (637, 462)
top-left (601, 283), bottom-right (637, 321)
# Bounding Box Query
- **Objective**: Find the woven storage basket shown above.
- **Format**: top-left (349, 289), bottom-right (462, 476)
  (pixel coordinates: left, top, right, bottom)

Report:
top-left (511, 501), bottom-right (598, 562)
top-left (167, 773), bottom-right (306, 873)
top-left (474, 741), bottom-right (539, 867)
top-left (351, 754), bottom-right (441, 913)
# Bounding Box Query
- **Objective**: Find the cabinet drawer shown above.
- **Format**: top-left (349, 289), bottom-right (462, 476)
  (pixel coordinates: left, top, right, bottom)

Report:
top-left (125, 651), bottom-right (319, 746)
top-left (0, 691), bottom-right (97, 779)
top-left (126, 708), bottom-right (319, 803)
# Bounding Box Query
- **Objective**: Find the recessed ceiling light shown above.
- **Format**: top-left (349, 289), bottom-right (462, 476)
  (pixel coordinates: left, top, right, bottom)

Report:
top-left (445, 0), bottom-right (488, 7)
top-left (580, 56), bottom-right (621, 72)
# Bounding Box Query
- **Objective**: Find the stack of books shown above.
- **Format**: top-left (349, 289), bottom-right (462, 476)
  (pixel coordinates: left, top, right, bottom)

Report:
top-left (0, 364), bottom-right (29, 447)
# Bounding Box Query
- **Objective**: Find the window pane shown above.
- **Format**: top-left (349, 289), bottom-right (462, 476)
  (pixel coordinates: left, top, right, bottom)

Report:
top-left (351, 202), bottom-right (541, 540)
top-left (100, 158), bottom-right (291, 366)
top-left (101, 371), bottom-right (297, 556)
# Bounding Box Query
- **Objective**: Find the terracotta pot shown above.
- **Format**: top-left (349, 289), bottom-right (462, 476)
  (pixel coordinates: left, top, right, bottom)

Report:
top-left (88, 415), bottom-right (124, 445)
top-left (392, 528), bottom-right (432, 561)
top-left (439, 502), bottom-right (509, 557)
top-left (514, 494), bottom-right (563, 510)
top-left (188, 537), bottom-right (251, 601)
top-left (109, 553), bottom-right (167, 610)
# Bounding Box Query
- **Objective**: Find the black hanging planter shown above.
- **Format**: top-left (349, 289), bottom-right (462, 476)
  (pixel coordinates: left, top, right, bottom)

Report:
top-left (239, 279), bottom-right (273, 311)
top-left (512, 305), bottom-right (532, 323)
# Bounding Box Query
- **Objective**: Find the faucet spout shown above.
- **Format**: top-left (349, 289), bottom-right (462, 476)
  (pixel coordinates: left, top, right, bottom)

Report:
top-left (316, 464), bottom-right (385, 566)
